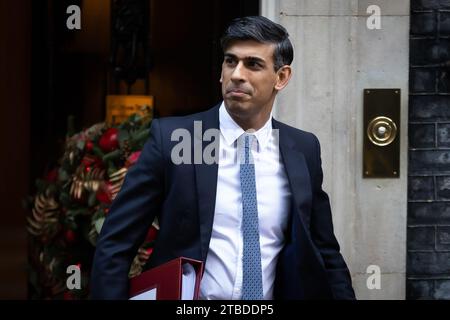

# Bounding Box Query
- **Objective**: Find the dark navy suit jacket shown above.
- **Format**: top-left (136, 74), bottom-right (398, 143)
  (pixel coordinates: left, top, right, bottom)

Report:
top-left (90, 104), bottom-right (355, 300)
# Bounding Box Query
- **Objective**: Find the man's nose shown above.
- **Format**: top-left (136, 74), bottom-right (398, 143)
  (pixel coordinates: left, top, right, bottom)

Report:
top-left (230, 61), bottom-right (246, 82)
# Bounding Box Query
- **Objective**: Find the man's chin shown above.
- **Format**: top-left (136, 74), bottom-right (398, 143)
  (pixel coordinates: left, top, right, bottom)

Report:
top-left (224, 101), bottom-right (257, 119)
top-left (224, 100), bottom-right (247, 113)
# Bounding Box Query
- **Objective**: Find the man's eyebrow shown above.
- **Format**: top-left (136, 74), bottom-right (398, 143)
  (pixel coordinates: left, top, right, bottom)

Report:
top-left (224, 53), bottom-right (266, 64)
top-left (245, 56), bottom-right (266, 64)
top-left (224, 53), bottom-right (237, 59)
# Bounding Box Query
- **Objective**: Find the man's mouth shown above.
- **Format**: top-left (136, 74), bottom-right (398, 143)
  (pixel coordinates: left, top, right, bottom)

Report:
top-left (226, 88), bottom-right (250, 97)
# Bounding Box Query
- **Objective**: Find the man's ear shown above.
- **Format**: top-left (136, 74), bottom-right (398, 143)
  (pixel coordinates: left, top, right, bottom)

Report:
top-left (274, 65), bottom-right (292, 91)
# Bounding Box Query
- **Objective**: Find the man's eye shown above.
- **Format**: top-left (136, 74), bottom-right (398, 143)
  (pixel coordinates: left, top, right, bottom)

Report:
top-left (225, 58), bottom-right (236, 65)
top-left (247, 61), bottom-right (262, 69)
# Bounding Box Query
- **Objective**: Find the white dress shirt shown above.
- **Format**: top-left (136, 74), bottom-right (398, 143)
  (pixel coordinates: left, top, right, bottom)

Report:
top-left (199, 102), bottom-right (292, 300)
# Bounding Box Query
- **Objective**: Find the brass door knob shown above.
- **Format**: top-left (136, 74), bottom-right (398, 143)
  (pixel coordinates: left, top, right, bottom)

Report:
top-left (367, 116), bottom-right (397, 146)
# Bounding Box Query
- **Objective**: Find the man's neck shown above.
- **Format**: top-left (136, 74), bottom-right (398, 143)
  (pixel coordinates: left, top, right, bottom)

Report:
top-left (224, 106), bottom-right (272, 132)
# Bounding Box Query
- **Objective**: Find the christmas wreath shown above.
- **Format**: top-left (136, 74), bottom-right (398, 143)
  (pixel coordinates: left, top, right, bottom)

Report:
top-left (26, 107), bottom-right (158, 299)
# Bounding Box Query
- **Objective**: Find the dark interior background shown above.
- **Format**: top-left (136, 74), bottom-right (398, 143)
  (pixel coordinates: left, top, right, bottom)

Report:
top-left (0, 0), bottom-right (258, 299)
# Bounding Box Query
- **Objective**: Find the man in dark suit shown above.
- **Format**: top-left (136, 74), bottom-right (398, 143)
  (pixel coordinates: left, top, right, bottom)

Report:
top-left (91, 16), bottom-right (355, 300)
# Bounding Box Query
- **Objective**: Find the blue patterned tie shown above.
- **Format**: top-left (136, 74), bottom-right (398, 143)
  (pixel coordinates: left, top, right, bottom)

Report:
top-left (240, 134), bottom-right (264, 300)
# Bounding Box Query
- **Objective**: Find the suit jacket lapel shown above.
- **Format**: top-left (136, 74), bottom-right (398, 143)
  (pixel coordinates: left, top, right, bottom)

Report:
top-left (273, 119), bottom-right (313, 231)
top-left (194, 104), bottom-right (220, 261)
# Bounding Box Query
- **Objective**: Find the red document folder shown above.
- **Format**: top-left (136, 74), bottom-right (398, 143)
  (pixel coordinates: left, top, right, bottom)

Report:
top-left (129, 257), bottom-right (204, 300)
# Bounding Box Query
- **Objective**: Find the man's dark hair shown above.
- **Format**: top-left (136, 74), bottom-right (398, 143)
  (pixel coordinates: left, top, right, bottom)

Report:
top-left (220, 16), bottom-right (294, 71)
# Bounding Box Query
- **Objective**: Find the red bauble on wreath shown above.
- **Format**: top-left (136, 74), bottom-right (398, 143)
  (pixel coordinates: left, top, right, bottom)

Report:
top-left (96, 181), bottom-right (114, 205)
top-left (64, 229), bottom-right (77, 244)
top-left (125, 151), bottom-right (141, 168)
top-left (98, 128), bottom-right (119, 153)
top-left (85, 140), bottom-right (94, 152)
top-left (145, 225), bottom-right (158, 243)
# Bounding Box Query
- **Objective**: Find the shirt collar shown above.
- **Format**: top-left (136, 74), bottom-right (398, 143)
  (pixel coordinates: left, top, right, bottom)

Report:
top-left (219, 101), bottom-right (273, 150)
